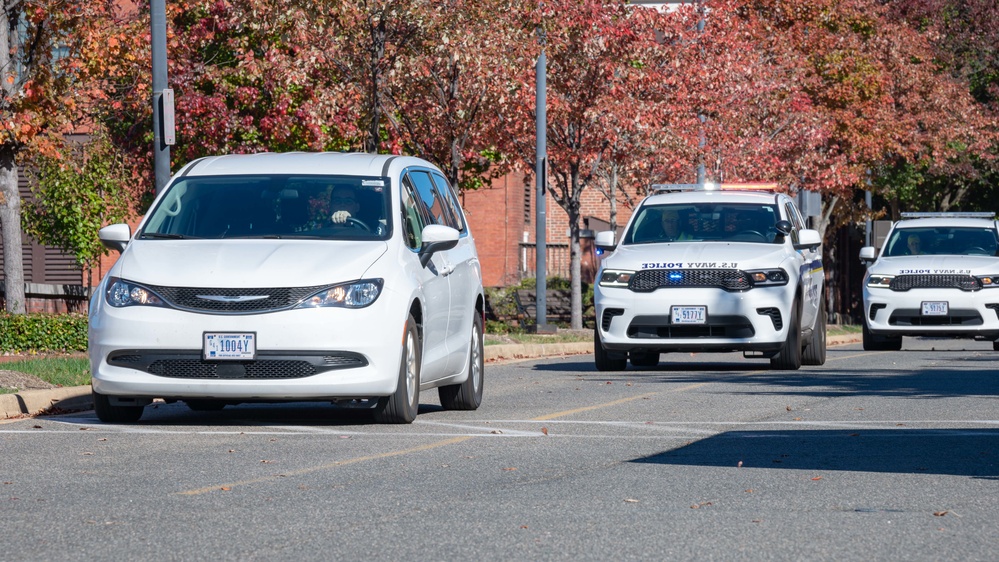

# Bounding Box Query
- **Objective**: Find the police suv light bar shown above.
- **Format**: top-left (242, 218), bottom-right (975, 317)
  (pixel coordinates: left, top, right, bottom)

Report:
top-left (650, 182), bottom-right (779, 194)
top-left (900, 212), bottom-right (996, 219)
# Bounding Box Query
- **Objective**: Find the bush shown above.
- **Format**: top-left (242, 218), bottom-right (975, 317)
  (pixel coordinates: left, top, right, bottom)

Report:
top-left (0, 313), bottom-right (88, 353)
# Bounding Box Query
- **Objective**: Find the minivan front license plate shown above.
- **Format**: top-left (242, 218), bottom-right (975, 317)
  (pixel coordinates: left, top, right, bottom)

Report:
top-left (921, 301), bottom-right (948, 316)
top-left (204, 332), bottom-right (256, 360)
top-left (672, 306), bottom-right (706, 324)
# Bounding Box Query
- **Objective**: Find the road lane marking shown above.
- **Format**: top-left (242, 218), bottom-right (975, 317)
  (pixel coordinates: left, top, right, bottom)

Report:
top-left (175, 435), bottom-right (471, 496)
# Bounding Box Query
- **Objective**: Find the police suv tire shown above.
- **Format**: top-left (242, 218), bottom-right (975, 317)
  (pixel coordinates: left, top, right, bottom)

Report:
top-left (374, 314), bottom-right (420, 424)
top-left (594, 329), bottom-right (627, 371)
top-left (439, 313), bottom-right (484, 410)
top-left (770, 301), bottom-right (802, 370)
top-left (93, 390), bottom-right (144, 423)
top-left (994, 340), bottom-right (999, 351)
top-left (802, 300), bottom-right (827, 366)
top-left (630, 351), bottom-right (660, 368)
top-left (862, 322), bottom-right (902, 351)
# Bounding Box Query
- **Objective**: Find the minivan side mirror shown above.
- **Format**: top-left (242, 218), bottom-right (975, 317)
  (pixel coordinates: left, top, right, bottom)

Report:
top-left (595, 230), bottom-right (616, 251)
top-left (99, 223), bottom-right (132, 253)
top-left (419, 224), bottom-right (460, 268)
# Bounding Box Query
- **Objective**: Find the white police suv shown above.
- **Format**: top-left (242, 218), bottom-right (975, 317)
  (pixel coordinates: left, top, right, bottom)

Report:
top-left (859, 212), bottom-right (999, 351)
top-left (89, 152), bottom-right (484, 424)
top-left (593, 184), bottom-right (825, 370)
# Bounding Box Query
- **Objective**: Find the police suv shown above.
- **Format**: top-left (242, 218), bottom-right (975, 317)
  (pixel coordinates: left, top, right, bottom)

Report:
top-left (593, 183), bottom-right (825, 370)
top-left (859, 212), bottom-right (999, 351)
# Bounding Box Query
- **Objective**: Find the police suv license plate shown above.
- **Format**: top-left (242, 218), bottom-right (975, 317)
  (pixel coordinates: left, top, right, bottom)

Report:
top-left (921, 301), bottom-right (948, 316)
top-left (671, 306), bottom-right (706, 324)
top-left (204, 332), bottom-right (256, 360)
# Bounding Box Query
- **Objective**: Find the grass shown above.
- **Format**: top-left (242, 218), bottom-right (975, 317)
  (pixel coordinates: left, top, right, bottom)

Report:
top-left (0, 356), bottom-right (91, 393)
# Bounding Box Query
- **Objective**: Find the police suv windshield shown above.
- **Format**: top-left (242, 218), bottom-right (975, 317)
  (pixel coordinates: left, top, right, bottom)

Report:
top-left (883, 227), bottom-right (999, 257)
top-left (623, 203), bottom-right (781, 245)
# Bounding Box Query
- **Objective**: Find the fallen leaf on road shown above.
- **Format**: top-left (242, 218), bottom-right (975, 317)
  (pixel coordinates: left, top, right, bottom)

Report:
top-left (541, 427), bottom-right (548, 436)
top-left (811, 476), bottom-right (822, 481)
top-left (745, 489), bottom-right (753, 493)
top-left (491, 429), bottom-right (503, 434)
top-left (934, 511), bottom-right (948, 517)
top-left (737, 461), bottom-right (743, 468)
top-left (260, 459), bottom-right (273, 464)
top-left (502, 467), bottom-right (517, 471)
top-left (220, 486), bottom-right (231, 491)
top-left (624, 499), bottom-right (639, 503)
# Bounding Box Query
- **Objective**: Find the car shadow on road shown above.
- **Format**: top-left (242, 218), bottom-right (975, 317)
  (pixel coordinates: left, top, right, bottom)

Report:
top-left (631, 427), bottom-right (999, 479)
top-left (533, 350), bottom-right (999, 399)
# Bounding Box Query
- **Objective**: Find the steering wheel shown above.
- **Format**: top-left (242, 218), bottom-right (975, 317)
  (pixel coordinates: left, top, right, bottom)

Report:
top-left (734, 230), bottom-right (768, 242)
top-left (966, 246), bottom-right (989, 255)
top-left (344, 217), bottom-right (371, 232)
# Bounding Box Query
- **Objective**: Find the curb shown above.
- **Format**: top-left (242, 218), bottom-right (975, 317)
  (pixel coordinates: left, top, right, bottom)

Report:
top-left (3, 333), bottom-right (862, 419)
top-left (1, 386), bottom-right (93, 419)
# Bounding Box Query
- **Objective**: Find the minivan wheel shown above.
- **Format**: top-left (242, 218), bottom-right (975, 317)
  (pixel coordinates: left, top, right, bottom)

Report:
top-left (374, 314), bottom-right (421, 424)
top-left (439, 313), bottom-right (484, 410)
top-left (93, 390), bottom-right (144, 423)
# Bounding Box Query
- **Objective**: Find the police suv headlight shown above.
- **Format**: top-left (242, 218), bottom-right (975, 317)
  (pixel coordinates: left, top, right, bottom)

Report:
top-left (599, 269), bottom-right (634, 288)
top-left (976, 275), bottom-right (999, 287)
top-left (746, 269), bottom-right (788, 287)
top-left (297, 279), bottom-right (383, 309)
top-left (866, 274), bottom-right (894, 288)
top-left (105, 277), bottom-right (169, 308)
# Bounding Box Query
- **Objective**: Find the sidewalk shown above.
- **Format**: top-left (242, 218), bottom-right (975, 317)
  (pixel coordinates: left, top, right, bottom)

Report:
top-left (1, 331), bottom-right (861, 419)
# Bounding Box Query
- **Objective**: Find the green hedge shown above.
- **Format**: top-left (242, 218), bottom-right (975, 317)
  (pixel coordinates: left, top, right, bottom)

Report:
top-left (0, 313), bottom-right (89, 353)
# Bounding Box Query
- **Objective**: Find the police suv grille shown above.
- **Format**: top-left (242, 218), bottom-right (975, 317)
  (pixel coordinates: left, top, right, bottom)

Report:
top-left (108, 351), bottom-right (366, 379)
top-left (143, 284), bottom-right (331, 314)
top-left (889, 275), bottom-right (980, 292)
top-left (629, 269), bottom-right (751, 292)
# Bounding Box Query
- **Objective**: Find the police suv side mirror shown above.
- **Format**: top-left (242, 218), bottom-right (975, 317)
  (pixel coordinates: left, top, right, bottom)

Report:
top-left (418, 224), bottom-right (460, 268)
top-left (595, 230), bottom-right (616, 251)
top-left (794, 229), bottom-right (822, 251)
top-left (99, 223), bottom-right (132, 253)
top-left (859, 246), bottom-right (877, 264)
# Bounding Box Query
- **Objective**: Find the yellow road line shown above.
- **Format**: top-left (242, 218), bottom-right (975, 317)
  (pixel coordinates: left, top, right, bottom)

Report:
top-left (176, 436), bottom-right (470, 496)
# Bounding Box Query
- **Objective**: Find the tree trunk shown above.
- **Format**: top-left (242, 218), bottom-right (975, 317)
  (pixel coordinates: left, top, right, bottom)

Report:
top-left (0, 145), bottom-right (26, 313)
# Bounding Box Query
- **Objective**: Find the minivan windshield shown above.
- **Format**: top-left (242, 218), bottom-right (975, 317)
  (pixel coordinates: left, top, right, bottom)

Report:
top-left (883, 227), bottom-right (999, 257)
top-left (140, 174), bottom-right (392, 240)
top-left (623, 203), bottom-right (781, 245)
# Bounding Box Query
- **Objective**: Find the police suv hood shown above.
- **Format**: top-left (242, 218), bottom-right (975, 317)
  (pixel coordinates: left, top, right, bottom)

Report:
top-left (603, 241), bottom-right (796, 271)
top-left (868, 255), bottom-right (999, 276)
top-left (110, 239), bottom-right (388, 287)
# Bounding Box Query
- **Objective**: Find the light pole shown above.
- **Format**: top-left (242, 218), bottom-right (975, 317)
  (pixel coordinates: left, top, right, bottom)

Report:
top-left (151, 0), bottom-right (174, 194)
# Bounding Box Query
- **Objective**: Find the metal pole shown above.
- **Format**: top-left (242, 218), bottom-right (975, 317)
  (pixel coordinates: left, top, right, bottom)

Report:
top-left (151, 0), bottom-right (170, 194)
top-left (535, 50), bottom-right (548, 330)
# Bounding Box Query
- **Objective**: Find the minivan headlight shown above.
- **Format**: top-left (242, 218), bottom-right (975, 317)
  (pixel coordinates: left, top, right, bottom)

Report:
top-left (298, 279), bottom-right (384, 309)
top-left (105, 277), bottom-right (168, 308)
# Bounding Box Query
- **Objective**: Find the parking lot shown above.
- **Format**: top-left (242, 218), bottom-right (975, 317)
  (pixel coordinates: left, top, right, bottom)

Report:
top-left (2, 337), bottom-right (996, 561)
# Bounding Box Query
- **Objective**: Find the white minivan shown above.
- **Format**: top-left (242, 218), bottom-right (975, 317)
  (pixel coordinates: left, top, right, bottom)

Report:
top-left (89, 152), bottom-right (484, 423)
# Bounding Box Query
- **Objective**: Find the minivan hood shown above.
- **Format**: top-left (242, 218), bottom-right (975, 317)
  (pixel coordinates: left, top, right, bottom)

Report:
top-left (603, 242), bottom-right (790, 271)
top-left (111, 239), bottom-right (388, 288)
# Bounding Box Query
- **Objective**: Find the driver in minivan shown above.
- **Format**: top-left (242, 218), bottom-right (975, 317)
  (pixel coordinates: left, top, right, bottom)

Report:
top-left (330, 185), bottom-right (361, 225)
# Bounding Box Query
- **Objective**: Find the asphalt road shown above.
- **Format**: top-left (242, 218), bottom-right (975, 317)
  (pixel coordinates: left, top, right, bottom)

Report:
top-left (1, 338), bottom-right (996, 561)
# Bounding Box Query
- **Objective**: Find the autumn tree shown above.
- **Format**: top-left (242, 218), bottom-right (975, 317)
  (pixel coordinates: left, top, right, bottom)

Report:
top-left (0, 0), bottom-right (121, 313)
top-left (498, 0), bottom-right (661, 329)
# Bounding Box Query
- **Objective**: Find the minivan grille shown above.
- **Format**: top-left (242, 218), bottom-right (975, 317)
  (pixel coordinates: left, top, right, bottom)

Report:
top-left (144, 284), bottom-right (330, 314)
